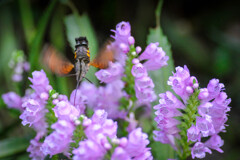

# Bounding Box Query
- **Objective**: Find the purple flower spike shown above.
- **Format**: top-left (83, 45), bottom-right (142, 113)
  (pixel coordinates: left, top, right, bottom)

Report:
top-left (191, 142), bottom-right (212, 159)
top-left (205, 134), bottom-right (224, 153)
top-left (187, 125), bottom-right (201, 142)
top-left (95, 62), bottom-right (124, 83)
top-left (153, 65), bottom-right (230, 159)
top-left (2, 92), bottom-right (23, 110)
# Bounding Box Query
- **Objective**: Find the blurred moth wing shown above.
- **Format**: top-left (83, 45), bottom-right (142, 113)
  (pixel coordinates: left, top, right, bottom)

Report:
top-left (89, 41), bottom-right (114, 69)
top-left (42, 45), bottom-right (74, 75)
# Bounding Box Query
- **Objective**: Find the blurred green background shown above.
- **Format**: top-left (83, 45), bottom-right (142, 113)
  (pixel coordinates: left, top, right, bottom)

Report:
top-left (0, 0), bottom-right (239, 159)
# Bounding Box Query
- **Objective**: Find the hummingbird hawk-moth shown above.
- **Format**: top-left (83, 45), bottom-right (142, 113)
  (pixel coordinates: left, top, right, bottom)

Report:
top-left (43, 36), bottom-right (114, 105)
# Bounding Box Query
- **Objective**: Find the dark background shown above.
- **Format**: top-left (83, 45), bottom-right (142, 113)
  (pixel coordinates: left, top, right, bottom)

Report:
top-left (0, 0), bottom-right (239, 159)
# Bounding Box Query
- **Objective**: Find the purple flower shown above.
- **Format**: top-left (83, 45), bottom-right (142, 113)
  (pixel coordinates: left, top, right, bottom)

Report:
top-left (73, 139), bottom-right (106, 160)
top-left (73, 110), bottom-right (115, 159)
top-left (153, 92), bottom-right (183, 147)
top-left (167, 65), bottom-right (198, 102)
top-left (74, 110), bottom-right (152, 159)
top-left (53, 100), bottom-right (80, 122)
top-left (23, 62), bottom-right (30, 71)
top-left (187, 125), bottom-right (201, 142)
top-left (159, 91), bottom-right (185, 109)
top-left (111, 147), bottom-right (131, 160)
top-left (111, 21), bottom-right (132, 64)
top-left (20, 99), bottom-right (48, 138)
top-left (131, 61), bottom-right (148, 79)
top-left (41, 120), bottom-right (75, 156)
top-left (136, 46), bottom-right (142, 54)
top-left (125, 112), bottom-right (138, 133)
top-left (153, 130), bottom-right (176, 146)
top-left (207, 79), bottom-right (224, 100)
top-left (125, 128), bottom-right (151, 159)
top-left (84, 110), bottom-right (118, 142)
top-left (95, 62), bottom-right (124, 83)
top-left (82, 80), bottom-right (126, 119)
top-left (196, 117), bottom-right (215, 137)
top-left (70, 89), bottom-right (86, 113)
top-left (139, 42), bottom-right (169, 71)
top-left (2, 92), bottom-right (23, 110)
top-left (205, 134), bottom-right (224, 153)
top-left (191, 142), bottom-right (212, 159)
top-left (78, 81), bottom-right (98, 107)
top-left (132, 60), bottom-right (156, 103)
top-left (20, 99), bottom-right (44, 126)
top-left (112, 21), bottom-right (131, 45)
top-left (27, 138), bottom-right (45, 160)
top-left (29, 70), bottom-right (52, 96)
top-left (12, 74), bottom-right (23, 82)
top-left (8, 51), bottom-right (30, 82)
top-left (128, 36), bottom-right (135, 45)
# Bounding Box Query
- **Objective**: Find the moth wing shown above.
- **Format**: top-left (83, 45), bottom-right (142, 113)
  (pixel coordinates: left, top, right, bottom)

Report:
top-left (89, 41), bottom-right (114, 69)
top-left (42, 45), bottom-right (74, 75)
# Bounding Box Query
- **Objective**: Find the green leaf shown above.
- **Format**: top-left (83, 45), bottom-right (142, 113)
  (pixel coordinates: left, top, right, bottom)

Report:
top-left (163, 18), bottom-right (209, 68)
top-left (146, 0), bottom-right (175, 159)
top-left (150, 142), bottom-right (176, 160)
top-left (0, 7), bottom-right (18, 91)
top-left (147, 27), bottom-right (175, 97)
top-left (50, 5), bottom-right (69, 95)
top-left (29, 0), bottom-right (58, 72)
top-left (0, 137), bottom-right (29, 158)
top-left (18, 0), bottom-right (35, 46)
top-left (146, 0), bottom-right (174, 101)
top-left (64, 13), bottom-right (99, 84)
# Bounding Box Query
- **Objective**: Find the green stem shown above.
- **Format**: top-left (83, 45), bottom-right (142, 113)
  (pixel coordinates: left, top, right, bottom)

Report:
top-left (155, 0), bottom-right (164, 27)
top-left (122, 45), bottom-right (137, 113)
top-left (178, 90), bottom-right (200, 159)
top-left (45, 90), bottom-right (58, 134)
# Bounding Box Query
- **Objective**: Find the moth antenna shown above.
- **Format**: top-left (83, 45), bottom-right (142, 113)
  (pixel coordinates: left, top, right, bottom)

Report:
top-left (83, 77), bottom-right (93, 84)
top-left (74, 79), bottom-right (81, 106)
top-left (61, 73), bottom-right (77, 77)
